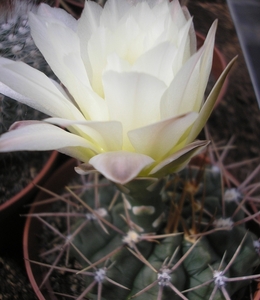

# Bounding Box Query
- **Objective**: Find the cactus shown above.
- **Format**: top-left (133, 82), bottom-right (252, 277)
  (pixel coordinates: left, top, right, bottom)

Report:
top-left (2, 1), bottom-right (259, 299)
top-left (27, 144), bottom-right (260, 300)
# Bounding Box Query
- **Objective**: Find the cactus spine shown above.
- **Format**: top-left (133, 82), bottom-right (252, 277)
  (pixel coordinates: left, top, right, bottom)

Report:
top-left (29, 152), bottom-right (260, 300)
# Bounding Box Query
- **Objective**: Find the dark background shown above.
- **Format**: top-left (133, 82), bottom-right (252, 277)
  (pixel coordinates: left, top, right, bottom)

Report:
top-left (188, 0), bottom-right (260, 179)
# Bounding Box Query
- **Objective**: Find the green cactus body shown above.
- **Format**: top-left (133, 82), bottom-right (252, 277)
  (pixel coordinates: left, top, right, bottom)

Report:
top-left (130, 235), bottom-right (186, 300)
top-left (182, 238), bottom-right (217, 276)
top-left (38, 163), bottom-right (260, 300)
top-left (187, 261), bottom-right (228, 300)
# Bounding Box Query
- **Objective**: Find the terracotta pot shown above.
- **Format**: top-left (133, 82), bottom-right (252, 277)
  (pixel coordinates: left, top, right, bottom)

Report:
top-left (0, 151), bottom-right (59, 222)
top-left (254, 283), bottom-right (260, 300)
top-left (23, 158), bottom-right (77, 300)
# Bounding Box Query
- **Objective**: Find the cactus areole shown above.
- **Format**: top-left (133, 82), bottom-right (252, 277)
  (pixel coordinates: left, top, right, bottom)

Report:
top-left (24, 158), bottom-right (260, 299)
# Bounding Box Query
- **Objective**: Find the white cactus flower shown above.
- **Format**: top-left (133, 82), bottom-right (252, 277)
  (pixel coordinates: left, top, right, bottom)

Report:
top-left (0, 0), bottom-right (235, 184)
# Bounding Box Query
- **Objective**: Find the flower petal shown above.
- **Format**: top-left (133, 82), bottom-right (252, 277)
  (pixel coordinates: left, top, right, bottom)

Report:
top-left (78, 1), bottom-right (102, 40)
top-left (87, 26), bottom-right (113, 96)
top-left (36, 3), bottom-right (77, 31)
top-left (86, 23), bottom-right (140, 95)
top-left (29, 11), bottom-right (84, 89)
top-left (133, 42), bottom-right (177, 85)
top-left (29, 13), bottom-right (109, 120)
top-left (169, 0), bottom-right (190, 28)
top-left (195, 20), bottom-right (218, 108)
top-left (160, 48), bottom-right (203, 119)
top-left (174, 2), bottom-right (197, 56)
top-left (160, 21), bottom-right (217, 119)
top-left (0, 58), bottom-right (84, 120)
top-left (77, 0), bottom-right (102, 77)
top-left (105, 53), bottom-right (132, 73)
top-left (0, 122), bottom-right (99, 160)
top-left (128, 112), bottom-right (198, 160)
top-left (173, 18), bottom-right (195, 71)
top-left (44, 117), bottom-right (123, 151)
top-left (74, 163), bottom-right (97, 176)
top-left (100, 0), bottom-right (130, 31)
top-left (149, 140), bottom-right (209, 177)
top-left (63, 52), bottom-right (109, 120)
top-left (89, 151), bottom-right (154, 184)
top-left (103, 71), bottom-right (166, 148)
top-left (186, 56), bottom-right (237, 144)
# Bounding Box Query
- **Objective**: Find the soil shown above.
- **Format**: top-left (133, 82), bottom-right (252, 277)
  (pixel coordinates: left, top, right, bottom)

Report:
top-left (0, 150), bottom-right (51, 204)
top-left (0, 256), bottom-right (37, 300)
